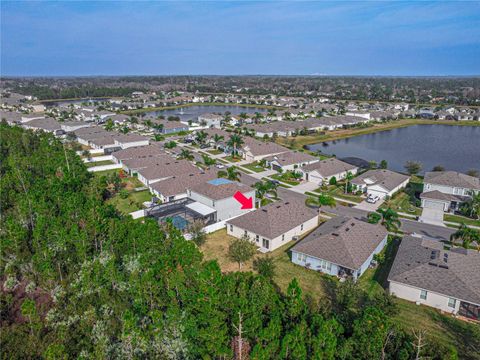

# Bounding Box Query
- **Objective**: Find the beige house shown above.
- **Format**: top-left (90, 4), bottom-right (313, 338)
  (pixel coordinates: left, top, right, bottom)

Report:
top-left (300, 158), bottom-right (358, 185)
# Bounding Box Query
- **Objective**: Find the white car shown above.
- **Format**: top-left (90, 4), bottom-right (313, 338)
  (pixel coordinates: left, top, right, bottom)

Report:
top-left (366, 194), bottom-right (380, 204)
top-left (215, 164), bottom-right (225, 169)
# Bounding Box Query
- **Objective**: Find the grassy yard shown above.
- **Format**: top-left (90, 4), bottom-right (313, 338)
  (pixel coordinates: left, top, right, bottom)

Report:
top-left (382, 191), bottom-right (422, 216)
top-left (312, 185), bottom-right (364, 203)
top-left (444, 214), bottom-right (480, 227)
top-left (270, 172), bottom-right (301, 186)
top-left (106, 190), bottom-right (152, 214)
top-left (202, 230), bottom-right (480, 358)
top-left (207, 149), bottom-right (223, 155)
top-left (92, 168), bottom-right (121, 177)
top-left (224, 155), bottom-right (242, 163)
top-left (242, 161), bottom-right (267, 173)
top-left (85, 160), bottom-right (114, 168)
top-left (201, 229), bottom-right (329, 297)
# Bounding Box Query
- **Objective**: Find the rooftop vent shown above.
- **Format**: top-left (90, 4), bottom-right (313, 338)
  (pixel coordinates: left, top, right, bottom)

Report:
top-left (332, 233), bottom-right (339, 236)
top-left (428, 262), bottom-right (438, 267)
top-left (439, 264), bottom-right (449, 269)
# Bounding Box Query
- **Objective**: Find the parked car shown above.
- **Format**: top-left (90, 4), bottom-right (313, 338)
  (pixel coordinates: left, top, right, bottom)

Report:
top-left (366, 194), bottom-right (380, 203)
top-left (215, 164), bottom-right (225, 169)
top-left (200, 144), bottom-right (209, 149)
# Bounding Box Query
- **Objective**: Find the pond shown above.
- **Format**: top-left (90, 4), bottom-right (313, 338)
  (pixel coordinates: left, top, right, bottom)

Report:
top-left (307, 125), bottom-right (480, 174)
top-left (145, 105), bottom-right (268, 121)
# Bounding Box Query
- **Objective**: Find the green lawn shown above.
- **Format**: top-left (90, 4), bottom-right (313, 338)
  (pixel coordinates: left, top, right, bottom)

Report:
top-left (270, 173), bottom-right (301, 186)
top-left (444, 214), bottom-right (480, 227)
top-left (85, 160), bottom-right (114, 168)
top-left (313, 185), bottom-right (364, 203)
top-left (242, 161), bottom-right (267, 173)
top-left (224, 155), bottom-right (242, 163)
top-left (92, 168), bottom-right (121, 177)
top-left (106, 190), bottom-right (152, 214)
top-left (207, 149), bottom-right (223, 155)
top-left (382, 191), bottom-right (422, 216)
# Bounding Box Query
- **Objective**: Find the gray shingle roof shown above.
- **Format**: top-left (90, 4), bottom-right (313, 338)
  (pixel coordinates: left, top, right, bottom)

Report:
top-left (351, 169), bottom-right (409, 192)
top-left (291, 216), bottom-right (387, 270)
top-left (301, 158), bottom-right (357, 177)
top-left (388, 236), bottom-right (480, 305)
top-left (227, 200), bottom-right (318, 239)
top-left (242, 137), bottom-right (289, 157)
top-left (190, 179), bottom-right (253, 200)
top-left (420, 190), bottom-right (465, 202)
top-left (112, 143), bottom-right (166, 161)
top-left (265, 151), bottom-right (318, 167)
top-left (424, 171), bottom-right (480, 190)
top-left (150, 170), bottom-right (217, 197)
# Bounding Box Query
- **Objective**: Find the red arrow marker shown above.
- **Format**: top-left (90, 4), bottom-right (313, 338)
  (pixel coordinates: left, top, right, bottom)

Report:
top-left (233, 191), bottom-right (253, 209)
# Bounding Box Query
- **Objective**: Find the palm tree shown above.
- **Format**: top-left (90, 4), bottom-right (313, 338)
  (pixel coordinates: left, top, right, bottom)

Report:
top-left (305, 192), bottom-right (336, 208)
top-left (376, 208), bottom-right (401, 232)
top-left (467, 191), bottom-right (480, 220)
top-left (450, 223), bottom-right (480, 251)
top-left (253, 112), bottom-right (263, 124)
top-left (238, 112), bottom-right (248, 126)
top-left (254, 180), bottom-right (278, 205)
top-left (202, 154), bottom-right (216, 166)
top-left (195, 130), bottom-right (208, 145)
top-left (218, 166), bottom-right (241, 181)
top-left (227, 134), bottom-right (244, 159)
top-left (212, 134), bottom-right (224, 149)
top-left (178, 149), bottom-right (194, 161)
top-left (344, 171), bottom-right (354, 194)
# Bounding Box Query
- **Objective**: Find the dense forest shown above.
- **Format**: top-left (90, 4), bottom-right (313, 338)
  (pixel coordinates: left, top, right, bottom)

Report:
top-left (0, 124), bottom-right (473, 359)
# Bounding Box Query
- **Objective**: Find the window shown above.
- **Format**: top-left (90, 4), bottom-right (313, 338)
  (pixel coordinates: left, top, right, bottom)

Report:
top-left (255, 235), bottom-right (259, 243)
top-left (282, 234), bottom-right (285, 241)
top-left (244, 230), bottom-right (248, 237)
top-left (297, 253), bottom-right (306, 262)
top-left (448, 298), bottom-right (456, 308)
top-left (212, 200), bottom-right (216, 206)
top-left (262, 238), bottom-right (270, 249)
top-left (420, 290), bottom-right (427, 300)
top-left (230, 224), bottom-right (233, 232)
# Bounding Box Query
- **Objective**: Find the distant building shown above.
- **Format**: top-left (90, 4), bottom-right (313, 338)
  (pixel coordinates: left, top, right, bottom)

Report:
top-left (351, 169), bottom-right (410, 199)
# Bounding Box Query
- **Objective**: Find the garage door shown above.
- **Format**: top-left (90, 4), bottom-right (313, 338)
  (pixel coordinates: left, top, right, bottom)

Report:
top-left (424, 200), bottom-right (445, 211)
top-left (367, 189), bottom-right (387, 199)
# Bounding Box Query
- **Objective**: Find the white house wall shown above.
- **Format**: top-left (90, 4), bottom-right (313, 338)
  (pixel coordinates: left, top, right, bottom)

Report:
top-left (389, 281), bottom-right (461, 315)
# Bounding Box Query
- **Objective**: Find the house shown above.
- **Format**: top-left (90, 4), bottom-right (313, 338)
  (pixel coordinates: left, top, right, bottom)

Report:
top-left (113, 134), bottom-right (150, 149)
top-left (351, 169), bottom-right (410, 199)
top-left (187, 178), bottom-right (255, 222)
top-left (22, 117), bottom-right (64, 136)
top-left (149, 169), bottom-right (217, 203)
top-left (226, 200), bottom-right (318, 252)
top-left (111, 144), bottom-right (166, 165)
top-left (134, 158), bottom-right (199, 185)
top-left (241, 137), bottom-right (289, 162)
top-left (197, 113), bottom-right (223, 128)
top-left (151, 120), bottom-right (189, 134)
top-left (421, 171), bottom-right (480, 213)
top-left (388, 236), bottom-right (480, 320)
top-left (300, 158), bottom-right (358, 185)
top-left (265, 151), bottom-right (319, 172)
top-left (291, 216), bottom-right (388, 280)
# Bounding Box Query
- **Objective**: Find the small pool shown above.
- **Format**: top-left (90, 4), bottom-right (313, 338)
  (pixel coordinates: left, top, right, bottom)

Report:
top-left (167, 215), bottom-right (190, 230)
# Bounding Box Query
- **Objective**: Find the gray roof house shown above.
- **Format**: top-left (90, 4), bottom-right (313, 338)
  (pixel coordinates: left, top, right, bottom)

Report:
top-left (264, 151), bottom-right (319, 172)
top-left (226, 200), bottom-right (319, 252)
top-left (351, 169), bottom-right (410, 199)
top-left (300, 158), bottom-right (358, 185)
top-left (241, 137), bottom-right (289, 162)
top-left (291, 216), bottom-right (388, 280)
top-left (388, 236), bottom-right (480, 320)
top-left (420, 171), bottom-right (480, 215)
top-left (187, 178), bottom-right (256, 222)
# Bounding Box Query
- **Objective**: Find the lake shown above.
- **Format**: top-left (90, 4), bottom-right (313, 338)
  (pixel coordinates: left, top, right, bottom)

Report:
top-left (307, 125), bottom-right (480, 174)
top-left (146, 105), bottom-right (268, 121)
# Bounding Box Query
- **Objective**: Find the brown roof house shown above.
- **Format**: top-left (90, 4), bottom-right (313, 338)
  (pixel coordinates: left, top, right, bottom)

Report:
top-left (291, 216), bottom-right (388, 280)
top-left (300, 158), bottom-right (358, 185)
top-left (388, 236), bottom-right (480, 320)
top-left (226, 200), bottom-right (319, 252)
top-left (241, 137), bottom-right (289, 162)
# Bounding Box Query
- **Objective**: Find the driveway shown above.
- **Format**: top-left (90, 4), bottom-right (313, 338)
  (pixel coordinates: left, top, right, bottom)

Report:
top-left (354, 199), bottom-right (384, 212)
top-left (289, 181), bottom-right (319, 194)
top-left (419, 208), bottom-right (445, 227)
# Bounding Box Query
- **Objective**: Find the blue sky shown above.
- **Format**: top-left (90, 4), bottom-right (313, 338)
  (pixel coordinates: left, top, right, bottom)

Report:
top-left (1, 1), bottom-right (479, 76)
